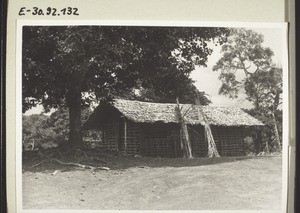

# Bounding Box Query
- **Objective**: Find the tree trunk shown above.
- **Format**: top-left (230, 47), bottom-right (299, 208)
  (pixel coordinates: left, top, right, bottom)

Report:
top-left (272, 92), bottom-right (281, 151)
top-left (67, 81), bottom-right (83, 150)
top-left (271, 111), bottom-right (281, 151)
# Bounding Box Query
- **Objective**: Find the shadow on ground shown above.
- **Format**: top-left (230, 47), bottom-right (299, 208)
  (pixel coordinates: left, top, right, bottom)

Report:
top-left (22, 150), bottom-right (278, 173)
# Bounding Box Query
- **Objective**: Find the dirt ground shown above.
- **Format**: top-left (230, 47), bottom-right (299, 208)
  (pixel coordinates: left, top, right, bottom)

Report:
top-left (22, 155), bottom-right (282, 210)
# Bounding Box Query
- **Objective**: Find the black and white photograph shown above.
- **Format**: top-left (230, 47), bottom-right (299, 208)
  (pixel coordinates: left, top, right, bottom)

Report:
top-left (18, 22), bottom-right (288, 211)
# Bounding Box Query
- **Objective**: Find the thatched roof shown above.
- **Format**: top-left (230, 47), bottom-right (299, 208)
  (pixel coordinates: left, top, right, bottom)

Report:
top-left (85, 99), bottom-right (263, 127)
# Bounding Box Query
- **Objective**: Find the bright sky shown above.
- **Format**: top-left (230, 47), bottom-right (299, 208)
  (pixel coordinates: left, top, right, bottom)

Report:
top-left (190, 27), bottom-right (283, 109)
top-left (24, 27), bottom-right (284, 115)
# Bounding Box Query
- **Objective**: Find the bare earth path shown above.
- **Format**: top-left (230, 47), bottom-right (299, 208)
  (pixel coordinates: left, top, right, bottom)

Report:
top-left (23, 156), bottom-right (282, 210)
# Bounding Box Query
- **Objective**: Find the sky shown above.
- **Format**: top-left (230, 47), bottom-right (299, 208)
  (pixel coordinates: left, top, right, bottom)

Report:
top-left (24, 27), bottom-right (284, 115)
top-left (190, 27), bottom-right (283, 109)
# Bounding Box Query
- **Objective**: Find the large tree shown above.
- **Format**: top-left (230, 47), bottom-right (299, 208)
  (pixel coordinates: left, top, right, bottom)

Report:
top-left (244, 67), bottom-right (282, 151)
top-left (23, 26), bottom-right (228, 150)
top-left (213, 28), bottom-right (275, 99)
top-left (213, 28), bottom-right (283, 152)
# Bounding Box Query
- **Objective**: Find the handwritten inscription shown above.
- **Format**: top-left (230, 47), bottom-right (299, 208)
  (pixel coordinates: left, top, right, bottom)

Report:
top-left (19, 7), bottom-right (79, 16)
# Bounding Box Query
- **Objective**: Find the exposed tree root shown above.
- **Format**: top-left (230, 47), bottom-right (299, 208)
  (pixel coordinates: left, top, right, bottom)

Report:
top-left (31, 159), bottom-right (48, 168)
top-left (35, 150), bottom-right (110, 171)
top-left (51, 158), bottom-right (110, 171)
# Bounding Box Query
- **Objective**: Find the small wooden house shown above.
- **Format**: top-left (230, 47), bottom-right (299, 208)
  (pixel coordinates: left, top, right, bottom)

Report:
top-left (83, 99), bottom-right (263, 157)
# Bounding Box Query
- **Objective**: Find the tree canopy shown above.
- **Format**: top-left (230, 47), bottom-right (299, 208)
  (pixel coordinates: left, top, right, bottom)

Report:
top-left (22, 26), bottom-right (229, 148)
top-left (213, 28), bottom-right (283, 152)
top-left (23, 26), bottom-right (228, 109)
top-left (213, 28), bottom-right (282, 109)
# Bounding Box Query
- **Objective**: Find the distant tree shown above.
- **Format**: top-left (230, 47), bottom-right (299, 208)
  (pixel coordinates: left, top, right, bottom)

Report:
top-left (23, 26), bottom-right (229, 152)
top-left (213, 28), bottom-right (275, 100)
top-left (213, 28), bottom-right (283, 152)
top-left (244, 67), bottom-right (282, 151)
top-left (22, 114), bottom-right (55, 150)
top-left (23, 107), bottom-right (101, 151)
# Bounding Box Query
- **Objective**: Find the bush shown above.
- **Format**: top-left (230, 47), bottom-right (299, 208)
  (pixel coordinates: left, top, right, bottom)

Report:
top-left (243, 108), bottom-right (282, 154)
top-left (22, 114), bottom-right (59, 150)
top-left (23, 107), bottom-right (104, 151)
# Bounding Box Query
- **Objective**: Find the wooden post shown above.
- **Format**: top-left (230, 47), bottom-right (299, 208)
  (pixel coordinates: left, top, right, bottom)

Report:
top-left (175, 98), bottom-right (193, 158)
top-left (242, 127), bottom-right (246, 155)
top-left (115, 118), bottom-right (120, 152)
top-left (124, 119), bottom-right (127, 155)
top-left (195, 94), bottom-right (220, 158)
